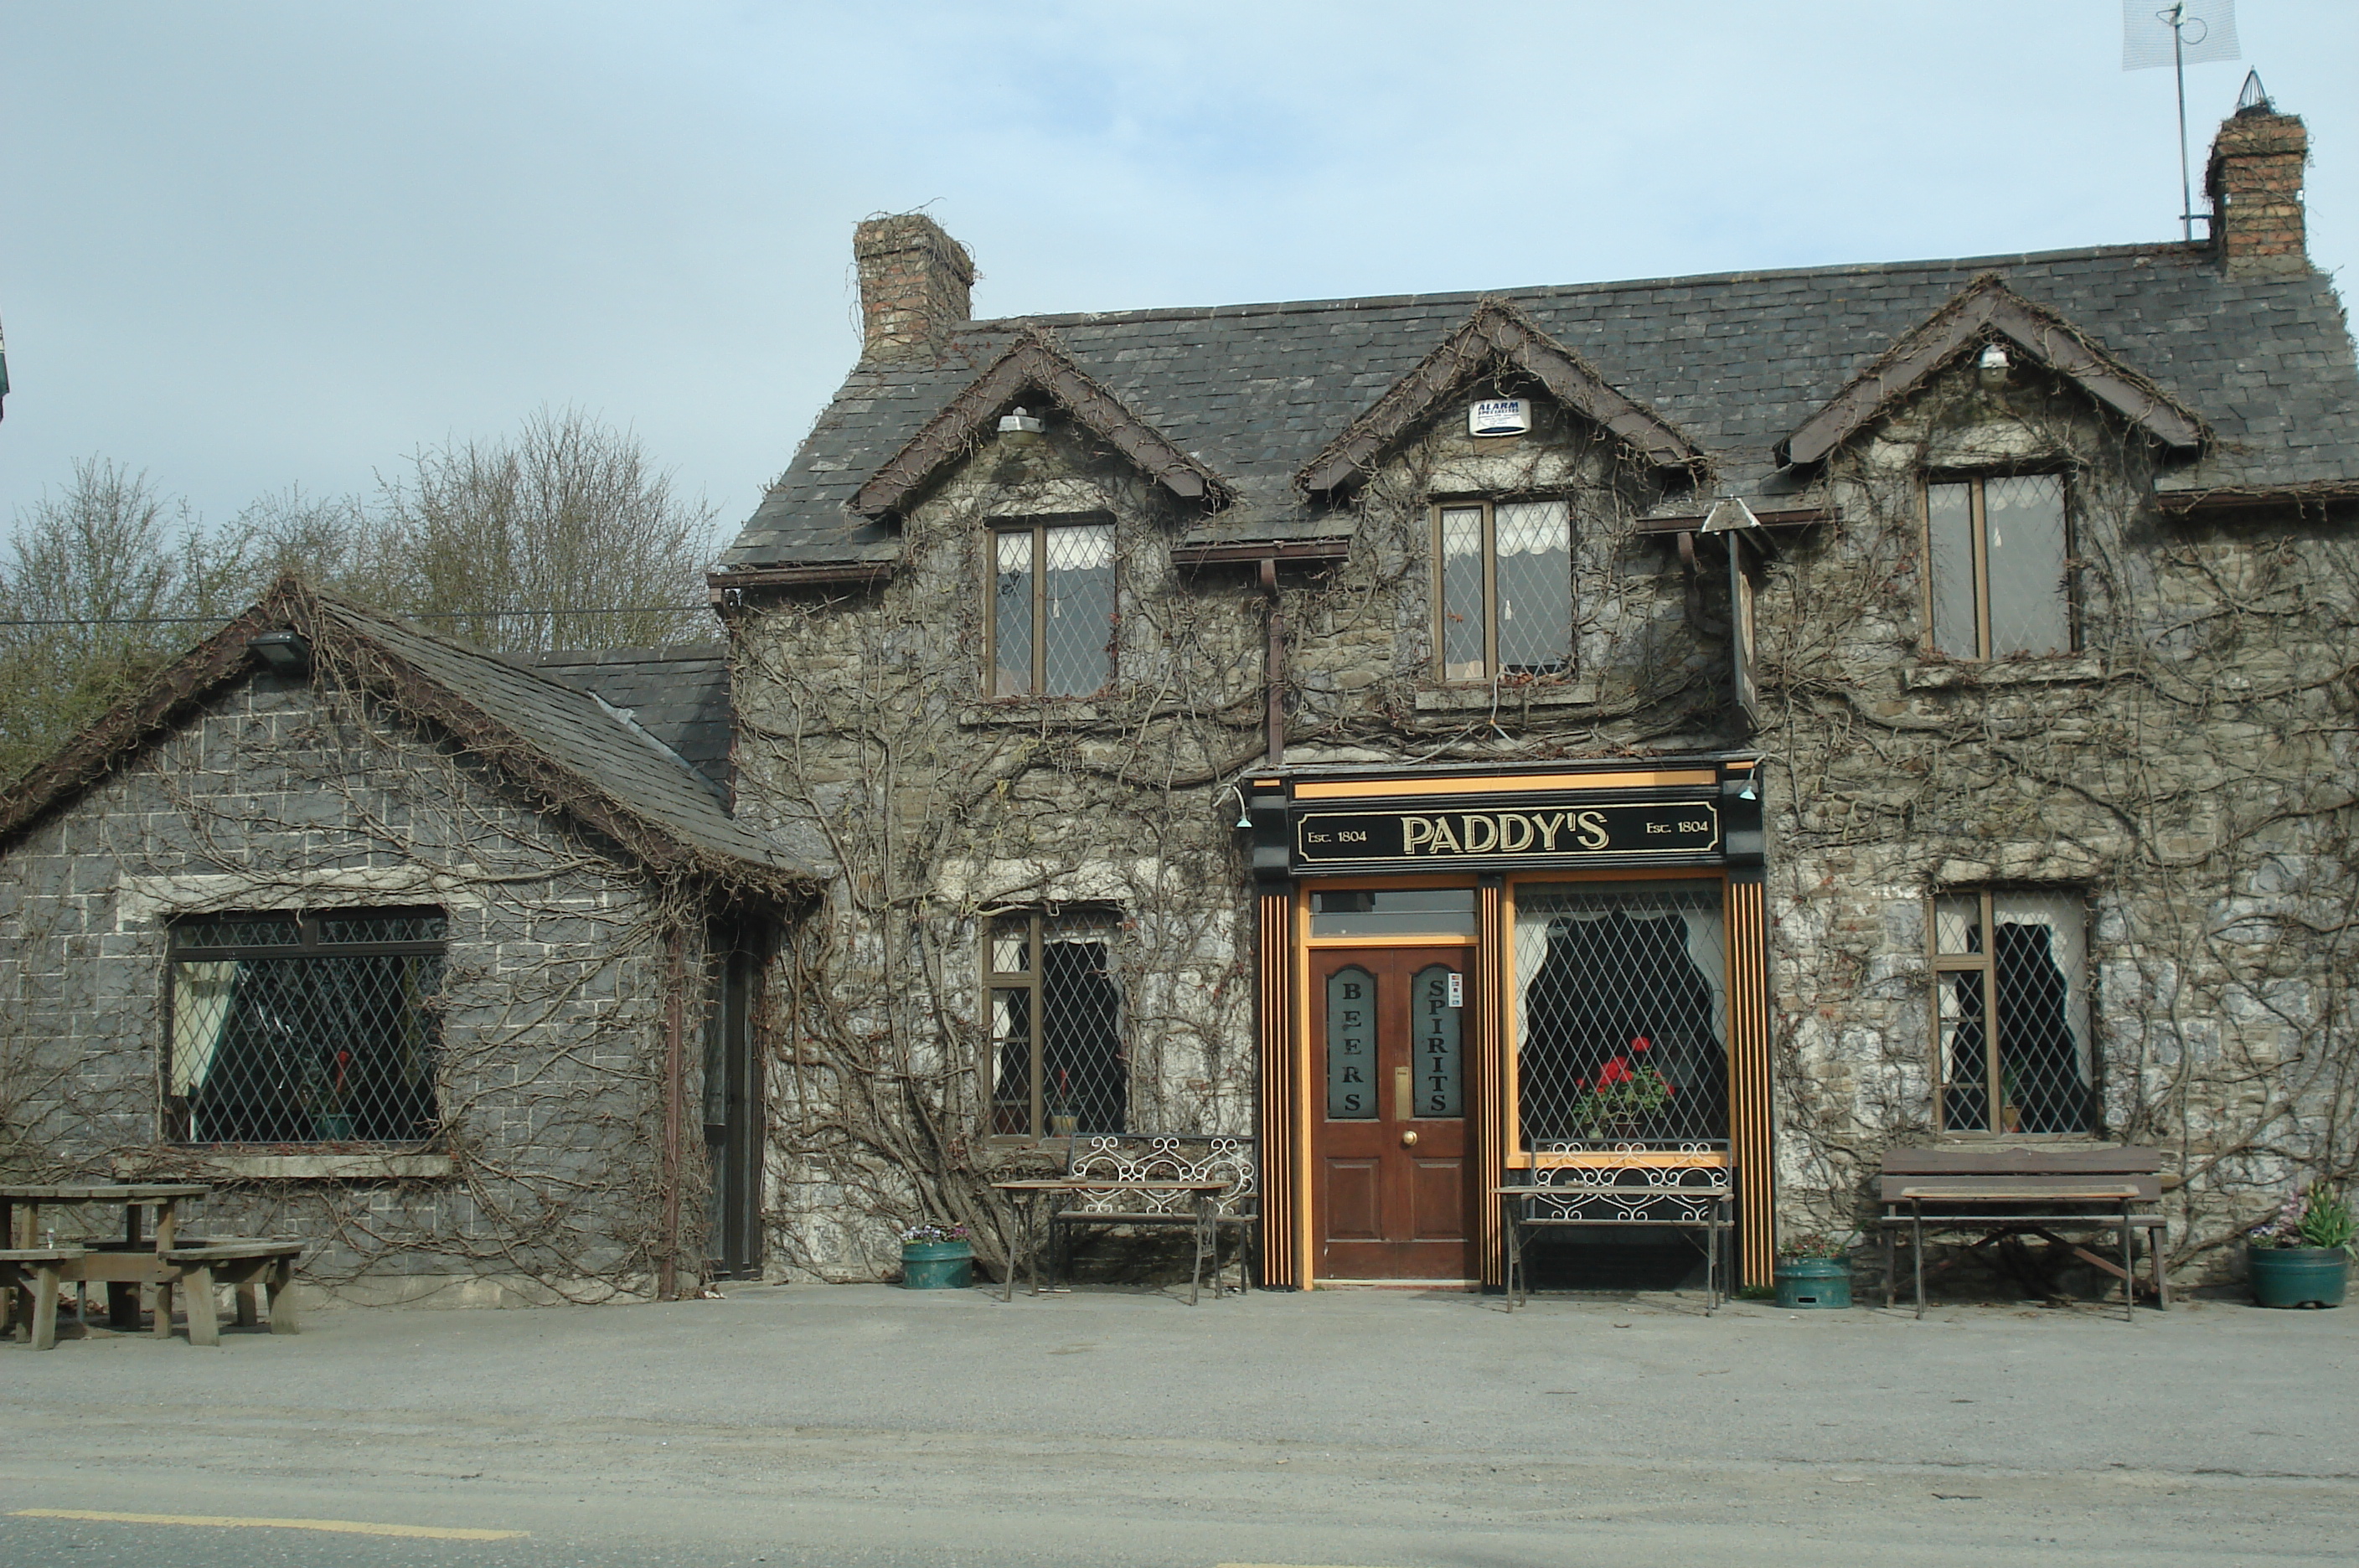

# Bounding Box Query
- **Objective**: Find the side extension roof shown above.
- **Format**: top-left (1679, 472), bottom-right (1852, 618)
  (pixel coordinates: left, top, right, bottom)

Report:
top-left (0, 577), bottom-right (815, 900)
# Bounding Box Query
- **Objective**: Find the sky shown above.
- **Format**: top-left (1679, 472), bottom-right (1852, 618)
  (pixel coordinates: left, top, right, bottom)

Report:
top-left (3, 2), bottom-right (2353, 560)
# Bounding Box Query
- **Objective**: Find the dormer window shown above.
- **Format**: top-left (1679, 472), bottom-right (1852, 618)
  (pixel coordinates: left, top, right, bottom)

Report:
top-left (1924, 474), bottom-right (2073, 658)
top-left (989, 520), bottom-right (1115, 697)
top-left (1435, 499), bottom-right (1572, 682)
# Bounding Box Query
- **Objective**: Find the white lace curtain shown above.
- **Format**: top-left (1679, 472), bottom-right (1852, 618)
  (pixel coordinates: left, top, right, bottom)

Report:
top-left (1512, 884), bottom-right (1727, 1052)
top-left (169, 960), bottom-right (238, 1097)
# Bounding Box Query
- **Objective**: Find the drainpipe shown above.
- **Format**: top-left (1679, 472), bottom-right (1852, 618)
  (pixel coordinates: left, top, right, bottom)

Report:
top-left (1262, 557), bottom-right (1284, 767)
top-left (658, 926), bottom-right (688, 1302)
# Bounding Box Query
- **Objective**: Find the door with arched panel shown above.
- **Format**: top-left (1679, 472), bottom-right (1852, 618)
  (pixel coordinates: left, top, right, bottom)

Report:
top-left (1311, 946), bottom-right (1474, 1280)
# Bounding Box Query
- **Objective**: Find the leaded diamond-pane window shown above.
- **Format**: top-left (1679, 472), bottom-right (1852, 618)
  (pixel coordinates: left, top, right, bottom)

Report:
top-left (989, 521), bottom-right (1116, 697)
top-left (1436, 499), bottom-right (1571, 682)
top-left (1925, 473), bottom-right (2073, 658)
top-left (1515, 881), bottom-right (1727, 1146)
top-left (986, 910), bottom-right (1126, 1137)
top-left (1932, 890), bottom-right (2095, 1134)
top-left (168, 908), bottom-right (447, 1144)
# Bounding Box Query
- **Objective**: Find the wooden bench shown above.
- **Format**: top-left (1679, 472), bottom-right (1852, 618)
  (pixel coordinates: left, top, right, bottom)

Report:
top-left (1878, 1147), bottom-right (2168, 1320)
top-left (2, 1247), bottom-right (90, 1351)
top-left (1046, 1135), bottom-right (1258, 1301)
top-left (1497, 1141), bottom-right (1733, 1313)
top-left (155, 1240), bottom-right (307, 1346)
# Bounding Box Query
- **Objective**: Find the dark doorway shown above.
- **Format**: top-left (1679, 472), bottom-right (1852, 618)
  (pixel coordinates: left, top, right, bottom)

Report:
top-left (704, 924), bottom-right (765, 1279)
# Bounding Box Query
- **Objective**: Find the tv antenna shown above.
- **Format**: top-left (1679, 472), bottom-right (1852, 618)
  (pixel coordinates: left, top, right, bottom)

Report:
top-left (2123, 1), bottom-right (2243, 241)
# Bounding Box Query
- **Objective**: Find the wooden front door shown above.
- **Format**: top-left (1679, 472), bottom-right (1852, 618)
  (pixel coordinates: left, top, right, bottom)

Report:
top-left (1312, 946), bottom-right (1475, 1280)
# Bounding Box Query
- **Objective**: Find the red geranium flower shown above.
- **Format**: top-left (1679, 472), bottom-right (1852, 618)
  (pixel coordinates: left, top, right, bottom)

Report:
top-left (1630, 1036), bottom-right (1651, 1052)
top-left (1597, 1056), bottom-right (1634, 1087)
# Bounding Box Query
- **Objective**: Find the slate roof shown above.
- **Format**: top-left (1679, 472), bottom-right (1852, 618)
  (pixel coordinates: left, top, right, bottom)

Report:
top-left (721, 240), bottom-right (2359, 569)
top-left (306, 601), bottom-right (792, 874)
top-left (0, 581), bottom-right (813, 894)
top-left (526, 645), bottom-right (732, 791)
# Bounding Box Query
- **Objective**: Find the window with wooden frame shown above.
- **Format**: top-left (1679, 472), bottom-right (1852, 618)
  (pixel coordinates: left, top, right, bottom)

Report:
top-left (1930, 891), bottom-right (2096, 1135)
top-left (987, 519), bottom-right (1116, 698)
top-left (1923, 472), bottom-right (2074, 659)
top-left (985, 910), bottom-right (1127, 1137)
top-left (1435, 498), bottom-right (1572, 682)
top-left (166, 908), bottom-right (447, 1144)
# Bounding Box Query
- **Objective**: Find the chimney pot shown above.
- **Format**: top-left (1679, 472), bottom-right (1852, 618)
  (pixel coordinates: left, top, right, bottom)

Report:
top-left (2206, 106), bottom-right (2310, 279)
top-left (854, 214), bottom-right (975, 362)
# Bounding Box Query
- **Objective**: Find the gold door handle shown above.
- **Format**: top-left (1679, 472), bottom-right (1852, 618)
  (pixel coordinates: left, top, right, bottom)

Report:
top-left (1401, 1129), bottom-right (1419, 1148)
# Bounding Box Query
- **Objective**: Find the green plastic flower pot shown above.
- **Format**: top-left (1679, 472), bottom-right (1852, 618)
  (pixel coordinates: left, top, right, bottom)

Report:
top-left (2248, 1246), bottom-right (2348, 1308)
top-left (1773, 1258), bottom-right (1853, 1309)
top-left (901, 1240), bottom-right (973, 1290)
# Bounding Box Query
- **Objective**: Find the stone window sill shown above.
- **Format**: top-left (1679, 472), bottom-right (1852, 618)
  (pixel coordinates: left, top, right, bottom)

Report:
top-left (133, 1151), bottom-right (457, 1180)
top-left (1415, 681), bottom-right (1598, 713)
top-left (960, 701), bottom-right (1103, 727)
top-left (1932, 1133), bottom-right (2104, 1148)
top-left (1902, 655), bottom-right (2104, 690)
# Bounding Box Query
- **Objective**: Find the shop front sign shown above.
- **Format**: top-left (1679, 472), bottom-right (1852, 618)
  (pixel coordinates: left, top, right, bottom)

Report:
top-left (1293, 798), bottom-right (1720, 869)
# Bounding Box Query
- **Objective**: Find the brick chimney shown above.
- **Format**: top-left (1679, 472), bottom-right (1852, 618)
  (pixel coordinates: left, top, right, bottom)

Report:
top-left (854, 214), bottom-right (974, 361)
top-left (2206, 104), bottom-right (2310, 278)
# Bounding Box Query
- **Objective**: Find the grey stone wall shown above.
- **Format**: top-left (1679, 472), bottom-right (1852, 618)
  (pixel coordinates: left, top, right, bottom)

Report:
top-left (0, 668), bottom-right (701, 1305)
top-left (1756, 358), bottom-right (2359, 1277)
top-left (735, 362), bottom-right (2358, 1286)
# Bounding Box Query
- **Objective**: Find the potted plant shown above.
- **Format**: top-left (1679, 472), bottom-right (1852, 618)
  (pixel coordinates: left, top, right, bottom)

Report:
top-left (2245, 1181), bottom-right (2353, 1308)
top-left (899, 1221), bottom-right (974, 1290)
top-left (1773, 1230), bottom-right (1854, 1309)
top-left (1575, 1038), bottom-right (1675, 1139)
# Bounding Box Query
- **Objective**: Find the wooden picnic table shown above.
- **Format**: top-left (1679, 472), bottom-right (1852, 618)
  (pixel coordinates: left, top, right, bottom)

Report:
top-left (1, 1184), bottom-right (303, 1349)
top-left (2, 1184), bottom-right (208, 1335)
top-left (990, 1179), bottom-right (1228, 1304)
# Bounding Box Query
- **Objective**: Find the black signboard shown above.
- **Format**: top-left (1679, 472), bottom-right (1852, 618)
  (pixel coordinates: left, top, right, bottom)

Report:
top-left (1294, 799), bottom-right (1720, 869)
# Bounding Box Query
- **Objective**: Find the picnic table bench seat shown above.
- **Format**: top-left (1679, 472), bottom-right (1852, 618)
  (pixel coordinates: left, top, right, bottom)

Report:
top-left (157, 1239), bottom-right (306, 1345)
top-left (2, 1246), bottom-right (91, 1351)
top-left (8, 1235), bottom-right (305, 1348)
top-left (1878, 1146), bottom-right (2168, 1319)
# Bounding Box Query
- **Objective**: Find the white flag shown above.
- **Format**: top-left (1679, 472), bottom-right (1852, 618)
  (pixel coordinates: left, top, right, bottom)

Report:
top-left (2124, 0), bottom-right (2241, 70)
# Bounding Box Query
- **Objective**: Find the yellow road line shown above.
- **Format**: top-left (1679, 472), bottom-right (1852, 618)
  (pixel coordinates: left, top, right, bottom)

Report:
top-left (12, 1508), bottom-right (525, 1541)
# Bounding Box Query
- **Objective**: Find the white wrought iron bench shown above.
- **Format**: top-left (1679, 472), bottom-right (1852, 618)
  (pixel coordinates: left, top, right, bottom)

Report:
top-left (1042, 1135), bottom-right (1258, 1302)
top-left (1496, 1140), bottom-right (1733, 1313)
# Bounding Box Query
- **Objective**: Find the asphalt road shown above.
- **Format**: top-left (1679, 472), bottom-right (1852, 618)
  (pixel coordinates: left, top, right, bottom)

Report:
top-left (3, 1282), bottom-right (2352, 1566)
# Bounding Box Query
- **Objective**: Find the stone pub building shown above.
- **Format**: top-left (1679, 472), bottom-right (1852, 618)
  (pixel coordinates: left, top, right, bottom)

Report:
top-left (4, 99), bottom-right (2355, 1302)
top-left (717, 96), bottom-right (2358, 1292)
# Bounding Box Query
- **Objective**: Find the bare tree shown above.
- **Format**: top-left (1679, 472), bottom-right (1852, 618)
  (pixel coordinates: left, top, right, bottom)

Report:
top-left (0, 458), bottom-right (245, 780)
top-left (231, 484), bottom-right (400, 607)
top-left (379, 407), bottom-right (717, 652)
top-left (0, 412), bottom-right (722, 782)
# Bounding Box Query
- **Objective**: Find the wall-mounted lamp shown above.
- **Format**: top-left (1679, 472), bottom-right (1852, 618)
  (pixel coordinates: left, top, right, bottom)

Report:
top-left (1224, 782), bottom-right (1253, 829)
top-left (1976, 343), bottom-right (2011, 391)
top-left (997, 405), bottom-right (1045, 445)
top-left (248, 630), bottom-right (310, 674)
top-left (1737, 777), bottom-right (1758, 802)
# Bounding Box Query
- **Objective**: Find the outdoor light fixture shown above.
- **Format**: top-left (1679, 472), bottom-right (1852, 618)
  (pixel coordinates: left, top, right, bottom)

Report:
top-left (248, 630), bottom-right (310, 674)
top-left (1976, 342), bottom-right (2011, 391)
top-left (1738, 777), bottom-right (1758, 802)
top-left (997, 405), bottom-right (1045, 444)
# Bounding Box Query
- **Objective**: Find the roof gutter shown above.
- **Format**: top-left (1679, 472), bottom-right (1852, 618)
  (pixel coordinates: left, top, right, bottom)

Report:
top-left (1636, 505), bottom-right (1833, 533)
top-left (707, 563), bottom-right (898, 605)
top-left (1171, 539), bottom-right (1351, 569)
top-left (2151, 482), bottom-right (2359, 516)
